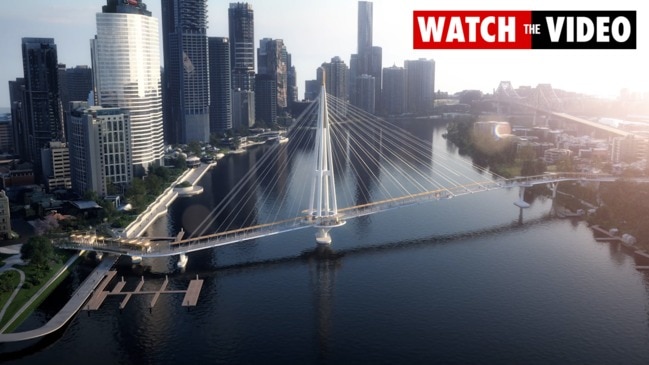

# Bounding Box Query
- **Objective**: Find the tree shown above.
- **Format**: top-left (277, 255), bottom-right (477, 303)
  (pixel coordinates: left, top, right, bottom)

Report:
top-left (188, 141), bottom-right (202, 156)
top-left (173, 154), bottom-right (186, 169)
top-left (21, 236), bottom-right (54, 269)
top-left (126, 178), bottom-right (147, 211)
top-left (555, 156), bottom-right (575, 172)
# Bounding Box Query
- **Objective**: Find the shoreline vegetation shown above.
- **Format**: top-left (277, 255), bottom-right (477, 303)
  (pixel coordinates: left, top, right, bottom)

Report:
top-left (444, 117), bottom-right (649, 252)
top-left (0, 246), bottom-right (78, 332)
top-left (0, 162), bottom-right (189, 333)
top-left (0, 138), bottom-right (255, 334)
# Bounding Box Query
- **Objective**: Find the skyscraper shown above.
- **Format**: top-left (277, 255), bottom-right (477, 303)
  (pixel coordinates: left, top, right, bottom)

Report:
top-left (357, 1), bottom-right (373, 55)
top-left (20, 37), bottom-right (64, 180)
top-left (228, 3), bottom-right (255, 91)
top-left (92, 0), bottom-right (164, 176)
top-left (162, 0), bottom-right (210, 144)
top-left (352, 1), bottom-right (382, 114)
top-left (287, 55), bottom-right (298, 108)
top-left (257, 38), bottom-right (288, 116)
top-left (318, 57), bottom-right (348, 116)
top-left (58, 64), bottom-right (93, 143)
top-left (254, 74), bottom-right (276, 126)
top-left (405, 58), bottom-right (435, 115)
top-left (382, 65), bottom-right (407, 116)
top-left (208, 37), bottom-right (233, 134)
top-left (356, 74), bottom-right (375, 114)
top-left (8, 78), bottom-right (27, 158)
top-left (58, 65), bottom-right (92, 110)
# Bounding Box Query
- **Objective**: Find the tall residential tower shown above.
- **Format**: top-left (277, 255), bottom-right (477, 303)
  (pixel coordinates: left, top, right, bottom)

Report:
top-left (20, 37), bottom-right (64, 180)
top-left (162, 0), bottom-right (210, 144)
top-left (208, 37), bottom-right (233, 133)
top-left (92, 0), bottom-right (164, 175)
top-left (228, 2), bottom-right (255, 91)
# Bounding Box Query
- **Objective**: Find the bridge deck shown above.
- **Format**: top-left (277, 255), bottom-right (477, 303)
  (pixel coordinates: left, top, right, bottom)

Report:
top-left (57, 173), bottom-right (646, 259)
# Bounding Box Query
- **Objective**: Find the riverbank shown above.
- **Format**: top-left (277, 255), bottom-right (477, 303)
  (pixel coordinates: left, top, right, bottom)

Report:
top-left (122, 162), bottom-right (215, 238)
top-left (0, 250), bottom-right (82, 336)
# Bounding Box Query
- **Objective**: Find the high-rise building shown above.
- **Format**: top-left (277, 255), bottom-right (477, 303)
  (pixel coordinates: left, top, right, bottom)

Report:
top-left (358, 1), bottom-right (373, 55)
top-left (352, 1), bottom-right (382, 114)
top-left (228, 3), bottom-right (255, 91)
top-left (0, 190), bottom-right (11, 239)
top-left (40, 141), bottom-right (71, 191)
top-left (254, 74), bottom-right (277, 126)
top-left (287, 54), bottom-right (298, 107)
top-left (318, 57), bottom-right (349, 116)
top-left (8, 78), bottom-right (27, 158)
top-left (0, 113), bottom-right (12, 154)
top-left (21, 37), bottom-right (64, 180)
top-left (382, 65), bottom-right (407, 116)
top-left (58, 64), bottom-right (93, 143)
top-left (405, 58), bottom-right (435, 115)
top-left (69, 105), bottom-right (133, 197)
top-left (318, 57), bottom-right (348, 101)
top-left (162, 0), bottom-right (210, 144)
top-left (304, 80), bottom-right (320, 101)
top-left (92, 0), bottom-right (164, 176)
top-left (209, 37), bottom-right (233, 134)
top-left (58, 65), bottom-right (92, 110)
top-left (232, 89), bottom-right (255, 130)
top-left (257, 38), bottom-right (288, 116)
top-left (356, 74), bottom-right (375, 114)
top-left (370, 46), bottom-right (382, 112)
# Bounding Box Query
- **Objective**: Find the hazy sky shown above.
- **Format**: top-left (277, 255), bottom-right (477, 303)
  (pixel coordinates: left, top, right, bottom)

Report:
top-left (1, 0), bottom-right (647, 108)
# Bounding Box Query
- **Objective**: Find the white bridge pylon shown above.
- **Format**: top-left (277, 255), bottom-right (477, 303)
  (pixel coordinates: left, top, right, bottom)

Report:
top-left (308, 70), bottom-right (345, 244)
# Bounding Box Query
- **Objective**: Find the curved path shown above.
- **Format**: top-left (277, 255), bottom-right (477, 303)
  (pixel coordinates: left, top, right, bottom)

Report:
top-left (0, 253), bottom-right (117, 342)
top-left (0, 268), bottom-right (25, 323)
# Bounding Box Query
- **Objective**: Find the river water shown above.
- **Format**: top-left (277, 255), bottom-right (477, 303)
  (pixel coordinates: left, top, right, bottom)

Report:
top-left (3, 121), bottom-right (649, 364)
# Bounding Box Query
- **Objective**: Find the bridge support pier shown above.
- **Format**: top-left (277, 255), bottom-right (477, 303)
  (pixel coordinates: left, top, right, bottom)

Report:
top-left (514, 186), bottom-right (531, 209)
top-left (316, 228), bottom-right (332, 245)
top-left (550, 182), bottom-right (559, 199)
top-left (177, 253), bottom-right (188, 269)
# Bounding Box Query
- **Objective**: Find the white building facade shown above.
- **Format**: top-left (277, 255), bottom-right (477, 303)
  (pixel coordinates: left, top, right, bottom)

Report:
top-left (92, 0), bottom-right (164, 176)
top-left (69, 106), bottom-right (133, 197)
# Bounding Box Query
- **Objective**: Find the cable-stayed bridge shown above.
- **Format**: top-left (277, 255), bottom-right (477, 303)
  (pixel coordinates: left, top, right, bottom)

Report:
top-left (58, 79), bottom-right (635, 262)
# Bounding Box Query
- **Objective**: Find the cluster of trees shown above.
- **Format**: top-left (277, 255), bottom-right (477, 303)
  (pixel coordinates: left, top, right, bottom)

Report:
top-left (589, 181), bottom-right (649, 248)
top-left (444, 117), bottom-right (543, 178)
top-left (76, 164), bottom-right (184, 230)
top-left (20, 236), bottom-right (55, 270)
top-left (0, 269), bottom-right (19, 294)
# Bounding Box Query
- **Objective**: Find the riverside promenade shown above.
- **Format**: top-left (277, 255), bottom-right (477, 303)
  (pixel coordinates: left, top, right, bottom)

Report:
top-left (123, 162), bottom-right (215, 238)
top-left (0, 163), bottom-right (215, 343)
top-left (0, 254), bottom-right (118, 342)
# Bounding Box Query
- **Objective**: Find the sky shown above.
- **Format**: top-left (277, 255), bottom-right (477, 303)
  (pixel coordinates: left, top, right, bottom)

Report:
top-left (0, 0), bottom-right (647, 108)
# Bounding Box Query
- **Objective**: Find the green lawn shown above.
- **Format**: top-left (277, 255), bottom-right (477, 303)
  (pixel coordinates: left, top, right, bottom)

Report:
top-left (0, 251), bottom-right (77, 332)
top-left (0, 270), bottom-right (22, 311)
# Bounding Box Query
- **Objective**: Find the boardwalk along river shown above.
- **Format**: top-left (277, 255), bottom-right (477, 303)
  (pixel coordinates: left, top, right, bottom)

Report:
top-left (2, 121), bottom-right (649, 364)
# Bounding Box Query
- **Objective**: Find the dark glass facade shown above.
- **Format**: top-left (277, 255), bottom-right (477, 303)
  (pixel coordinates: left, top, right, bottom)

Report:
top-left (162, 0), bottom-right (210, 143)
top-left (21, 37), bottom-right (63, 181)
top-left (209, 37), bottom-right (233, 134)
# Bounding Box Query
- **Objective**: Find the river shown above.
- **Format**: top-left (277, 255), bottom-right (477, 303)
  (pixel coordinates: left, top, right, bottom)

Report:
top-left (2, 121), bottom-right (649, 364)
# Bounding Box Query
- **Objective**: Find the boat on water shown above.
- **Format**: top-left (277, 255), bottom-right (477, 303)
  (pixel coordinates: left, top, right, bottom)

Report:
top-left (131, 255), bottom-right (142, 264)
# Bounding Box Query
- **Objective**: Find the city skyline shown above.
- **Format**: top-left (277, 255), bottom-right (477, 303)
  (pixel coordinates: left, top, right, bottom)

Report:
top-left (0, 0), bottom-right (647, 108)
